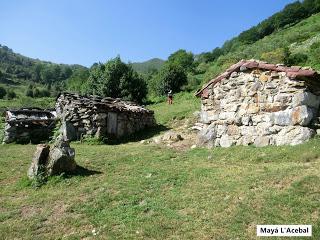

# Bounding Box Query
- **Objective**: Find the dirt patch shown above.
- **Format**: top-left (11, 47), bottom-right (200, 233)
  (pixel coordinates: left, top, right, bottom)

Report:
top-left (21, 205), bottom-right (43, 219)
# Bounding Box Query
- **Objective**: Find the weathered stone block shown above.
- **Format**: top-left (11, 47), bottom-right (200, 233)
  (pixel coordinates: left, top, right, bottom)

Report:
top-left (216, 125), bottom-right (227, 137)
top-left (254, 136), bottom-right (270, 147)
top-left (270, 106), bottom-right (313, 126)
top-left (292, 92), bottom-right (320, 109)
top-left (200, 110), bottom-right (209, 124)
top-left (227, 125), bottom-right (239, 135)
top-left (247, 104), bottom-right (260, 114)
top-left (275, 126), bottom-right (314, 146)
top-left (220, 135), bottom-right (234, 148)
top-left (219, 112), bottom-right (235, 121)
top-left (197, 124), bottom-right (217, 145)
top-left (291, 105), bottom-right (313, 126)
top-left (241, 116), bottom-right (252, 126)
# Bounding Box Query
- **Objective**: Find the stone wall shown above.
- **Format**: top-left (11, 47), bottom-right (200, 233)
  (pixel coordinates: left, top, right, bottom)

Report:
top-left (198, 68), bottom-right (320, 147)
top-left (3, 109), bottom-right (56, 144)
top-left (56, 93), bottom-right (156, 141)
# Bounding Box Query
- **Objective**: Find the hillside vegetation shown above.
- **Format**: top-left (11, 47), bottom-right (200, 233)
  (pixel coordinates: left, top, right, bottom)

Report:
top-left (131, 58), bottom-right (164, 74)
top-left (198, 12), bottom-right (320, 86)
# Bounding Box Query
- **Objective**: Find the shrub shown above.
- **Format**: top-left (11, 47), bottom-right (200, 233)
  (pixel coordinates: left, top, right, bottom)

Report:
top-left (0, 86), bottom-right (6, 99)
top-left (6, 89), bottom-right (16, 99)
top-left (26, 88), bottom-right (34, 97)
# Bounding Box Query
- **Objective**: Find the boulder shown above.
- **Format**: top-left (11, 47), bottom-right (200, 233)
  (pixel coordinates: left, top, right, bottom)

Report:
top-left (47, 142), bottom-right (76, 176)
top-left (28, 144), bottom-right (50, 179)
top-left (27, 137), bottom-right (77, 180)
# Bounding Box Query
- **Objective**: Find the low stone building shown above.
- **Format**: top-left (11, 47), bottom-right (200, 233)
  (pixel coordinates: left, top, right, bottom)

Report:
top-left (195, 59), bottom-right (320, 147)
top-left (2, 108), bottom-right (56, 144)
top-left (56, 92), bottom-right (156, 141)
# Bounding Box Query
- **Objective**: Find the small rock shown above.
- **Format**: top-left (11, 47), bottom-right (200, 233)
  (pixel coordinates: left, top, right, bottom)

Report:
top-left (191, 144), bottom-right (197, 149)
top-left (162, 131), bottom-right (184, 142)
top-left (153, 136), bottom-right (162, 144)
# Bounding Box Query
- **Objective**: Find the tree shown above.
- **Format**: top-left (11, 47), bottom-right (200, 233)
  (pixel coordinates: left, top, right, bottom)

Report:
top-left (0, 86), bottom-right (6, 99)
top-left (302, 0), bottom-right (320, 15)
top-left (168, 49), bottom-right (194, 71)
top-left (275, 1), bottom-right (307, 29)
top-left (150, 63), bottom-right (187, 95)
top-left (87, 56), bottom-right (147, 103)
top-left (119, 70), bottom-right (147, 103)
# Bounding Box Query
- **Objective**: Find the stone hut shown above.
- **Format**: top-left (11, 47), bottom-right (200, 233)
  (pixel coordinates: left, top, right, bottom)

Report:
top-left (195, 59), bottom-right (320, 147)
top-left (56, 92), bottom-right (156, 141)
top-left (3, 108), bottom-right (56, 144)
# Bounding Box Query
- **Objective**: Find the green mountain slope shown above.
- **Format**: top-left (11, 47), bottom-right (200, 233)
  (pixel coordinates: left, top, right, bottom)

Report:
top-left (200, 12), bottom-right (320, 85)
top-left (0, 44), bottom-right (87, 86)
top-left (131, 58), bottom-right (164, 74)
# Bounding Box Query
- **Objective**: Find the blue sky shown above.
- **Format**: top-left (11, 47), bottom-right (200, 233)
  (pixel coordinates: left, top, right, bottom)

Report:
top-left (0, 0), bottom-right (295, 67)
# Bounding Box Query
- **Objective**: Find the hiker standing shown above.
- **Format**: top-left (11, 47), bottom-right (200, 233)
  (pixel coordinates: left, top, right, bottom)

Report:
top-left (167, 90), bottom-right (173, 104)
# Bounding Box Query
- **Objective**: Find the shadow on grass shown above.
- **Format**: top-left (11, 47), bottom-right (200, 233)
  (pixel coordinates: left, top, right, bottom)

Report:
top-left (64, 165), bottom-right (103, 178)
top-left (106, 124), bottom-right (170, 145)
top-left (16, 165), bottom-right (102, 189)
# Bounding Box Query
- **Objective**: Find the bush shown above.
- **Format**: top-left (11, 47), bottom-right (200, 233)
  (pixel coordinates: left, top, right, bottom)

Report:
top-left (6, 89), bottom-right (16, 99)
top-left (33, 88), bottom-right (41, 98)
top-left (260, 48), bottom-right (286, 64)
top-left (26, 88), bottom-right (34, 97)
top-left (287, 52), bottom-right (309, 66)
top-left (0, 86), bottom-right (6, 99)
top-left (32, 88), bottom-right (50, 98)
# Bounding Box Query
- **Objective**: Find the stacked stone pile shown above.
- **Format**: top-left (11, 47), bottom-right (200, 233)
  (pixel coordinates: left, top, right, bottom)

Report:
top-left (195, 60), bottom-right (320, 147)
top-left (56, 93), bottom-right (156, 140)
top-left (3, 108), bottom-right (56, 144)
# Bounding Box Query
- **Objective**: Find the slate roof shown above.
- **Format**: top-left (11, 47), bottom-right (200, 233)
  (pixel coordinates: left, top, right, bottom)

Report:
top-left (56, 92), bottom-right (154, 114)
top-left (195, 60), bottom-right (319, 97)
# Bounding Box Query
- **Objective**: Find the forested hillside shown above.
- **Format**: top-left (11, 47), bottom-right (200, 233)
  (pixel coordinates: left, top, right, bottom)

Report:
top-left (0, 45), bottom-right (88, 85)
top-left (131, 58), bottom-right (164, 74)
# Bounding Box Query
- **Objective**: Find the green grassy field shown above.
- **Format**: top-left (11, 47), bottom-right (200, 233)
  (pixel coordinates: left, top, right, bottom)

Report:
top-left (1, 93), bottom-right (320, 239)
top-left (148, 92), bottom-right (200, 126)
top-left (1, 139), bottom-right (320, 239)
